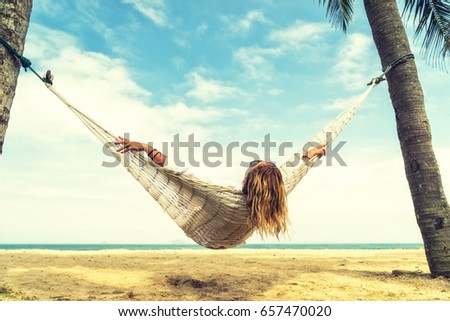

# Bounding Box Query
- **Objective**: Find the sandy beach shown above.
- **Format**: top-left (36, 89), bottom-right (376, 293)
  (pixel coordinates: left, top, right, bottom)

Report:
top-left (0, 249), bottom-right (449, 301)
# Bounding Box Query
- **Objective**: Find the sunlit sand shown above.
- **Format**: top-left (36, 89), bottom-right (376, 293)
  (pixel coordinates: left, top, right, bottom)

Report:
top-left (0, 249), bottom-right (448, 301)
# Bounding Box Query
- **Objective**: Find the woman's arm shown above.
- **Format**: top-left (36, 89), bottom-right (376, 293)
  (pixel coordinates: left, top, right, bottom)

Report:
top-left (115, 136), bottom-right (167, 167)
top-left (302, 144), bottom-right (326, 163)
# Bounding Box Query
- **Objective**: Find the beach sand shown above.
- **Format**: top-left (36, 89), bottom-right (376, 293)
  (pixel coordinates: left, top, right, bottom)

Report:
top-left (0, 249), bottom-right (449, 301)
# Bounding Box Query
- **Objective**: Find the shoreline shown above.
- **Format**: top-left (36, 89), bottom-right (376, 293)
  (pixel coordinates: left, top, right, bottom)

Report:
top-left (0, 243), bottom-right (425, 251)
top-left (1, 249), bottom-right (448, 301)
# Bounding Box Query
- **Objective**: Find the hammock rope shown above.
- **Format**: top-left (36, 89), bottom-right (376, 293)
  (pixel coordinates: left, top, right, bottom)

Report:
top-left (2, 37), bottom-right (387, 248)
top-left (280, 82), bottom-right (377, 194)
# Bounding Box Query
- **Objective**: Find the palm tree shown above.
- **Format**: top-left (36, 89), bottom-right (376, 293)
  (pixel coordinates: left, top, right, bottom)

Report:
top-left (0, 0), bottom-right (33, 154)
top-left (318, 0), bottom-right (450, 277)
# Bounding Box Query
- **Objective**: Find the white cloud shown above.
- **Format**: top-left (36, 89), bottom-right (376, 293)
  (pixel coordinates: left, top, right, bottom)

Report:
top-left (24, 24), bottom-right (78, 60)
top-left (233, 46), bottom-right (283, 80)
top-left (32, 0), bottom-right (65, 16)
top-left (185, 71), bottom-right (242, 103)
top-left (13, 26), bottom-right (152, 146)
top-left (170, 56), bottom-right (186, 70)
top-left (320, 94), bottom-right (363, 111)
top-left (237, 10), bottom-right (270, 32)
top-left (267, 88), bottom-right (284, 96)
top-left (233, 20), bottom-right (329, 80)
top-left (332, 33), bottom-right (374, 90)
top-left (196, 23), bottom-right (208, 35)
top-left (222, 10), bottom-right (270, 34)
top-left (173, 35), bottom-right (189, 48)
top-left (123, 0), bottom-right (169, 27)
top-left (12, 25), bottom-right (244, 150)
top-left (268, 20), bottom-right (330, 50)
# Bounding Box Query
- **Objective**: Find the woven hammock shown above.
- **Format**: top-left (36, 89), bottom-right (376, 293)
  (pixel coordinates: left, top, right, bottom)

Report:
top-left (44, 81), bottom-right (378, 249)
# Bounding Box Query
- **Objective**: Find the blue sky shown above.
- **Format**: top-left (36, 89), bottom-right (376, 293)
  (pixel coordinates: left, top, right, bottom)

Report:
top-left (1, 0), bottom-right (449, 245)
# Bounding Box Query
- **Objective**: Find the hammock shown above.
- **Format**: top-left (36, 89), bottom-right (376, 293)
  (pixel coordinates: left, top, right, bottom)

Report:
top-left (42, 80), bottom-right (378, 249)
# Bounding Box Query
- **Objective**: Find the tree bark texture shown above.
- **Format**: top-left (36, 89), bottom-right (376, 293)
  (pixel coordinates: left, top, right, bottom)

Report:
top-left (364, 0), bottom-right (450, 277)
top-left (0, 0), bottom-right (32, 153)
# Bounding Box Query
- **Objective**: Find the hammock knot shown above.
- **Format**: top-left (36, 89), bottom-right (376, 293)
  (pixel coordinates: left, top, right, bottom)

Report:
top-left (366, 76), bottom-right (385, 86)
top-left (0, 35), bottom-right (52, 85)
top-left (368, 53), bottom-right (415, 86)
top-left (19, 56), bottom-right (32, 70)
top-left (43, 70), bottom-right (54, 86)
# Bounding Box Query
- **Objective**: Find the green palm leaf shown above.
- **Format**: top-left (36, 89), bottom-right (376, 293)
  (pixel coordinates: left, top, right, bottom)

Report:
top-left (317, 0), bottom-right (355, 33)
top-left (402, 0), bottom-right (450, 68)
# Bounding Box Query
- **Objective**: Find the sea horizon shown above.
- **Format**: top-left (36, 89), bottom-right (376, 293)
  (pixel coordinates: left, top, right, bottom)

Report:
top-left (0, 243), bottom-right (424, 251)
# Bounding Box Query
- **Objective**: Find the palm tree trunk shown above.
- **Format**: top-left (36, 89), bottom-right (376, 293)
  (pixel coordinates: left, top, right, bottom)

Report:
top-left (0, 0), bottom-right (33, 154)
top-left (364, 0), bottom-right (450, 277)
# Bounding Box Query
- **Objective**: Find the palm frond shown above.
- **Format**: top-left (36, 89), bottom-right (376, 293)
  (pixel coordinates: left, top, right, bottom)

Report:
top-left (402, 0), bottom-right (450, 69)
top-left (317, 0), bottom-right (355, 33)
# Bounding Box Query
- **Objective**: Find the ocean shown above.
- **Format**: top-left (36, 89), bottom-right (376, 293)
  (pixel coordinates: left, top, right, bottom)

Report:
top-left (0, 243), bottom-right (423, 251)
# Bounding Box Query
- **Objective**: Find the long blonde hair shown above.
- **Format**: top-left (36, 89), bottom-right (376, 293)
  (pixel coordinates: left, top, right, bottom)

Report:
top-left (243, 164), bottom-right (289, 238)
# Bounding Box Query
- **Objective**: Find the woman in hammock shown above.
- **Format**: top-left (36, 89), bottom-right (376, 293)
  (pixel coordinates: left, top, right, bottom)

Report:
top-left (115, 136), bottom-right (326, 238)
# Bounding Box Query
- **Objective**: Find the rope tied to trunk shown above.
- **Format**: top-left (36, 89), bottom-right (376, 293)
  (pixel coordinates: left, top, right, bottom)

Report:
top-left (0, 35), bottom-right (53, 85)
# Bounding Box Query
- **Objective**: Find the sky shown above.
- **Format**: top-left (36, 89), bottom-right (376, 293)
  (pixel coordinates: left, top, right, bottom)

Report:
top-left (1, 0), bottom-right (449, 245)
